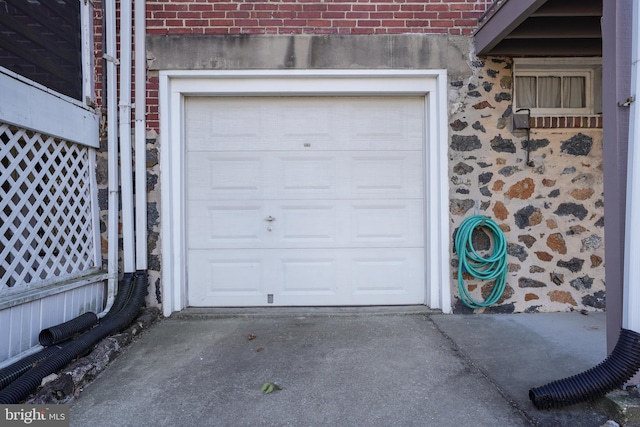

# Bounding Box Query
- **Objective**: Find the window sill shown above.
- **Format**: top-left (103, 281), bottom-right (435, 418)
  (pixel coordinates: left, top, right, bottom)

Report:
top-left (529, 115), bottom-right (602, 129)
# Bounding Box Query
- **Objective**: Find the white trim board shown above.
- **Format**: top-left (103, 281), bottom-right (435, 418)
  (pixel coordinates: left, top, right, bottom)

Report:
top-left (159, 69), bottom-right (451, 316)
top-left (0, 70), bottom-right (99, 147)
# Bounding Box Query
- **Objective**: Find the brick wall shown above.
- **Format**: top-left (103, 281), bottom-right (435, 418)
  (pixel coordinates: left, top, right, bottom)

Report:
top-left (93, 0), bottom-right (492, 136)
top-left (93, 0), bottom-right (492, 133)
top-left (147, 0), bottom-right (490, 37)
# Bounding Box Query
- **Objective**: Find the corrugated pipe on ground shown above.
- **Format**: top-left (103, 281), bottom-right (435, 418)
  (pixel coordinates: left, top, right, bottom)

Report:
top-left (0, 345), bottom-right (67, 391)
top-left (0, 272), bottom-right (148, 404)
top-left (36, 272), bottom-right (137, 348)
top-left (38, 313), bottom-right (99, 347)
top-left (529, 328), bottom-right (640, 409)
top-left (0, 272), bottom-right (138, 392)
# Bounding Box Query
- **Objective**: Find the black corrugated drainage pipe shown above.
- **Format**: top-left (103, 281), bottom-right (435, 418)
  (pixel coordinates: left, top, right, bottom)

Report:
top-left (529, 328), bottom-right (640, 409)
top-left (38, 312), bottom-right (99, 347)
top-left (36, 273), bottom-right (134, 346)
top-left (107, 271), bottom-right (136, 315)
top-left (0, 273), bottom-right (137, 392)
top-left (37, 272), bottom-right (136, 347)
top-left (0, 344), bottom-right (67, 390)
top-left (0, 271), bottom-right (147, 403)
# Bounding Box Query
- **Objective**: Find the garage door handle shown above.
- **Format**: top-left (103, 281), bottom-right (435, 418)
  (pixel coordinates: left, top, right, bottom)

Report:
top-left (265, 216), bottom-right (276, 222)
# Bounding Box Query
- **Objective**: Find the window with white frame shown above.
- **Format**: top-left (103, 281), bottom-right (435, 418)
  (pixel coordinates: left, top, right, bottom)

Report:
top-left (513, 58), bottom-right (602, 116)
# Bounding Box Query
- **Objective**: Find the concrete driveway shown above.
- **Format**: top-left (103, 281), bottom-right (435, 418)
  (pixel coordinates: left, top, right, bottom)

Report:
top-left (69, 309), bottom-right (611, 427)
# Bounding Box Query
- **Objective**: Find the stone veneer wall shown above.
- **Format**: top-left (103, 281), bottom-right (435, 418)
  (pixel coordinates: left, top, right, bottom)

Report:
top-left (94, 134), bottom-right (162, 307)
top-left (448, 57), bottom-right (605, 314)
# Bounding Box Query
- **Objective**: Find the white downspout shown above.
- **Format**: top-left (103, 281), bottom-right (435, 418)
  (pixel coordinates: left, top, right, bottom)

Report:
top-left (623, 0), bottom-right (640, 334)
top-left (102, 0), bottom-right (119, 316)
top-left (134, 0), bottom-right (148, 271)
top-left (119, 0), bottom-right (136, 275)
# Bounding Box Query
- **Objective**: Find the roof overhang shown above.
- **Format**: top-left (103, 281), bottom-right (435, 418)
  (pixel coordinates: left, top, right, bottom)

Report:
top-left (474, 0), bottom-right (602, 57)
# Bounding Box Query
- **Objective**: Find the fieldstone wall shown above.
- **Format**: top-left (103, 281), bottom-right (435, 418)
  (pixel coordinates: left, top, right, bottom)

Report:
top-left (448, 57), bottom-right (605, 313)
top-left (145, 132), bottom-right (162, 307)
top-left (95, 131), bottom-right (163, 309)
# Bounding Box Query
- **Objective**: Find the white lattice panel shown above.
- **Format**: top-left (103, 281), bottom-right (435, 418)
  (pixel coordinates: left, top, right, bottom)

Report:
top-left (0, 122), bottom-right (98, 293)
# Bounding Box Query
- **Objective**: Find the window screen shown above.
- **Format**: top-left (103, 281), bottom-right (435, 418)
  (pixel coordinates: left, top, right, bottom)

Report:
top-left (0, 0), bottom-right (82, 100)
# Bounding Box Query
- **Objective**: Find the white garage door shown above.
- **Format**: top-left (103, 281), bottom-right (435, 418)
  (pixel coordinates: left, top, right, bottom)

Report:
top-left (185, 96), bottom-right (426, 306)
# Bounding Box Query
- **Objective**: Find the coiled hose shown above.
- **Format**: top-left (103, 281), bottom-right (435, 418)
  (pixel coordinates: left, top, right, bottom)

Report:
top-left (529, 328), bottom-right (640, 409)
top-left (455, 215), bottom-right (508, 309)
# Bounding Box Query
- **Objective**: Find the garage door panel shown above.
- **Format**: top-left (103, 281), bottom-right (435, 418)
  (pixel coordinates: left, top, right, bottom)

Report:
top-left (188, 249), bottom-right (424, 307)
top-left (186, 99), bottom-right (266, 151)
top-left (186, 96), bottom-right (424, 152)
top-left (351, 153), bottom-right (423, 198)
top-left (352, 249), bottom-right (424, 299)
top-left (277, 155), bottom-right (338, 197)
top-left (278, 204), bottom-right (338, 244)
top-left (347, 100), bottom-right (423, 151)
top-left (280, 103), bottom-right (341, 146)
top-left (188, 151), bottom-right (423, 200)
top-left (279, 257), bottom-right (339, 296)
top-left (273, 248), bottom-right (423, 306)
top-left (189, 201), bottom-right (422, 249)
top-left (188, 250), bottom-right (266, 306)
top-left (188, 202), bottom-right (268, 248)
top-left (187, 153), bottom-right (265, 200)
top-left (274, 200), bottom-right (423, 248)
top-left (351, 200), bottom-right (423, 246)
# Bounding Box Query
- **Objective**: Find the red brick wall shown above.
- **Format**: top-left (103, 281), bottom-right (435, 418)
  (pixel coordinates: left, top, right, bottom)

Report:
top-left (146, 0), bottom-right (489, 36)
top-left (95, 0), bottom-right (491, 132)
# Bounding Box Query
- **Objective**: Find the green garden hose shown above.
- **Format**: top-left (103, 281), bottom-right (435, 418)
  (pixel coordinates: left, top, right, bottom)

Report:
top-left (455, 215), bottom-right (508, 309)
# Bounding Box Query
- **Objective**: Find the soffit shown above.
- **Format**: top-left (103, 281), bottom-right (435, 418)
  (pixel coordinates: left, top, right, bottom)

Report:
top-left (474, 0), bottom-right (602, 57)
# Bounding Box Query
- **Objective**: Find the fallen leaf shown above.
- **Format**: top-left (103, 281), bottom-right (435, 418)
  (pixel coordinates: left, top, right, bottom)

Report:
top-left (247, 333), bottom-right (256, 340)
top-left (261, 382), bottom-right (282, 394)
top-left (256, 346), bottom-right (264, 352)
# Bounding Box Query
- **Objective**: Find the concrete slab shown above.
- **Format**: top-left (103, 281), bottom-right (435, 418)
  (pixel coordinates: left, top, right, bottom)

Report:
top-left (431, 312), bottom-right (609, 426)
top-left (69, 311), bottom-right (613, 427)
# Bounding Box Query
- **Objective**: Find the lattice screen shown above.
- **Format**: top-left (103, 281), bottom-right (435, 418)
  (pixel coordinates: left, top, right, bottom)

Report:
top-left (0, 122), bottom-right (97, 293)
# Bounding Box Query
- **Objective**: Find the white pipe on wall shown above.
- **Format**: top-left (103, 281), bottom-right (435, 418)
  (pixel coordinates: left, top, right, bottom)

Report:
top-left (119, 0), bottom-right (136, 274)
top-left (103, 0), bottom-right (119, 316)
top-left (623, 0), bottom-right (640, 333)
top-left (134, 0), bottom-right (148, 270)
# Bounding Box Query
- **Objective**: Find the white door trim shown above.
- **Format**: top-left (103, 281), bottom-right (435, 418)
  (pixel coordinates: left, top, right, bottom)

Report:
top-left (159, 69), bottom-right (451, 316)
